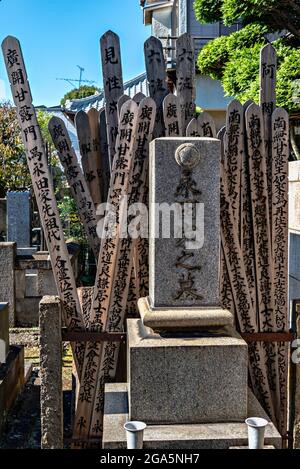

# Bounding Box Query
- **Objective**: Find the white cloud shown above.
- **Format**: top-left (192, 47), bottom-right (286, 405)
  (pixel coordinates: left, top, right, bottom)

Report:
top-left (0, 79), bottom-right (6, 101)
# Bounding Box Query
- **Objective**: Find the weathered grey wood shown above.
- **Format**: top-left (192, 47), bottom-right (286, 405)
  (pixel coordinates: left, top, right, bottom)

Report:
top-left (240, 104), bottom-right (257, 313)
top-left (125, 266), bottom-right (139, 318)
top-left (220, 128), bottom-right (235, 318)
top-left (245, 103), bottom-right (280, 424)
top-left (117, 94), bottom-right (130, 117)
top-left (73, 100), bottom-right (139, 443)
top-left (186, 112), bottom-right (216, 138)
top-left (89, 97), bottom-right (156, 438)
top-left (245, 103), bottom-right (274, 331)
top-left (220, 167), bottom-right (275, 421)
top-left (163, 93), bottom-right (182, 136)
top-left (49, 116), bottom-right (100, 260)
top-left (75, 110), bottom-right (92, 190)
top-left (88, 107), bottom-right (103, 208)
top-left (176, 33), bottom-right (196, 135)
top-left (260, 44), bottom-right (277, 222)
top-left (75, 110), bottom-right (102, 208)
top-left (77, 287), bottom-right (94, 328)
top-left (271, 107), bottom-right (289, 433)
top-left (217, 125), bottom-right (226, 162)
top-left (101, 30), bottom-right (124, 169)
top-left (2, 36), bottom-right (85, 374)
top-left (224, 100), bottom-right (243, 226)
top-left (144, 36), bottom-right (168, 138)
top-left (271, 107), bottom-right (289, 331)
top-left (99, 109), bottom-right (111, 202)
top-left (198, 111), bottom-right (217, 138)
top-left (133, 92), bottom-right (146, 106)
top-left (186, 117), bottom-right (200, 137)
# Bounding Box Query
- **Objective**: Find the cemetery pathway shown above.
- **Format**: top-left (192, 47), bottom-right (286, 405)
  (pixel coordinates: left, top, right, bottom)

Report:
top-left (0, 368), bottom-right (41, 449)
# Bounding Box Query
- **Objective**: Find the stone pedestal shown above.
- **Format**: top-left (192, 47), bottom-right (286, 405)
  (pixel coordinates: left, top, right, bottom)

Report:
top-left (127, 319), bottom-right (248, 424)
top-left (0, 303), bottom-right (9, 364)
top-left (102, 384), bottom-right (282, 449)
top-left (102, 137), bottom-right (281, 448)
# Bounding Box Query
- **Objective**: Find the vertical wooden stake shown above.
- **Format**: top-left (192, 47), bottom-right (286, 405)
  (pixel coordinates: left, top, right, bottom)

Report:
top-left (144, 36), bottom-right (168, 138)
top-left (176, 33), bottom-right (196, 135)
top-left (2, 36), bottom-right (85, 374)
top-left (101, 30), bottom-right (124, 169)
top-left (49, 116), bottom-right (100, 260)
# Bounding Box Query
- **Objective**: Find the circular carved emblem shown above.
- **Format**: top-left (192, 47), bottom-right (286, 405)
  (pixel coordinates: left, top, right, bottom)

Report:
top-left (175, 143), bottom-right (200, 170)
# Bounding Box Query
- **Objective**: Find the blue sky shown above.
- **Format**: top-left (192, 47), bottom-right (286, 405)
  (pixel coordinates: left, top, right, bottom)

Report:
top-left (0, 0), bottom-right (150, 106)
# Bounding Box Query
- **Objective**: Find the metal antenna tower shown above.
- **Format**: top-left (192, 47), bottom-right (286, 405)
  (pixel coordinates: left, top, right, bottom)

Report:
top-left (56, 65), bottom-right (96, 89)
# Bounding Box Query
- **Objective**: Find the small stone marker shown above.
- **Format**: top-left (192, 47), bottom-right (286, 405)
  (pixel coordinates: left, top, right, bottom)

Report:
top-left (0, 243), bottom-right (16, 326)
top-left (7, 191), bottom-right (31, 248)
top-left (101, 30), bottom-right (124, 168)
top-left (40, 296), bottom-right (63, 449)
top-left (49, 116), bottom-right (100, 259)
top-left (149, 138), bottom-right (221, 309)
top-left (163, 94), bottom-right (182, 136)
top-left (176, 33), bottom-right (196, 135)
top-left (144, 36), bottom-right (168, 138)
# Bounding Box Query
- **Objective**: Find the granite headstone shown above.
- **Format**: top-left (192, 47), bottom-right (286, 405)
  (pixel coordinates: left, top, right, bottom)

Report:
top-left (149, 137), bottom-right (221, 308)
top-left (7, 191), bottom-right (31, 248)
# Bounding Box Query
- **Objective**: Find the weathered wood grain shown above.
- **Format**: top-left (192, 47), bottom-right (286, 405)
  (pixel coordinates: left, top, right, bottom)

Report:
top-left (2, 36), bottom-right (85, 375)
top-left (49, 116), bottom-right (100, 260)
top-left (176, 33), bottom-right (196, 135)
top-left (144, 36), bottom-right (168, 138)
top-left (101, 30), bottom-right (124, 169)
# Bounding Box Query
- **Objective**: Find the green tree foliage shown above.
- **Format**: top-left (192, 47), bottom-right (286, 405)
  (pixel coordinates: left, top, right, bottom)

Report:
top-left (57, 194), bottom-right (85, 243)
top-left (194, 0), bottom-right (300, 112)
top-left (0, 103), bottom-right (61, 191)
top-left (0, 102), bottom-right (30, 191)
top-left (194, 0), bottom-right (300, 38)
top-left (60, 85), bottom-right (100, 106)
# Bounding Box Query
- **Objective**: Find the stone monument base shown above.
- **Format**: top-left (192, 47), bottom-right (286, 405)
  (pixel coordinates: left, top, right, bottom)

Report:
top-left (138, 297), bottom-right (234, 331)
top-left (127, 319), bottom-right (248, 424)
top-left (102, 383), bottom-right (282, 449)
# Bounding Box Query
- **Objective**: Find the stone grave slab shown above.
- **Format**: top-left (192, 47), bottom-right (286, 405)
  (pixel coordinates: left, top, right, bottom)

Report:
top-left (7, 191), bottom-right (31, 248)
top-left (149, 137), bottom-right (221, 309)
